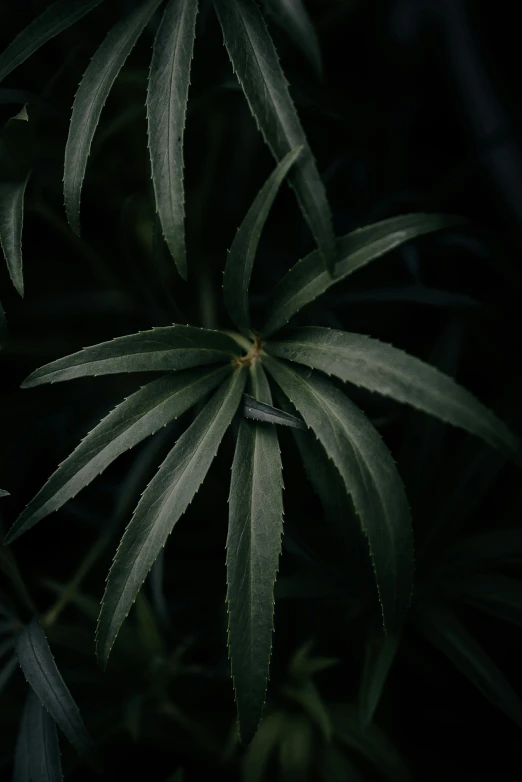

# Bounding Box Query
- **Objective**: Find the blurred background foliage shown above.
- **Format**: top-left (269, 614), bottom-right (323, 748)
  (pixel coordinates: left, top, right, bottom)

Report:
top-left (1, 0), bottom-right (522, 779)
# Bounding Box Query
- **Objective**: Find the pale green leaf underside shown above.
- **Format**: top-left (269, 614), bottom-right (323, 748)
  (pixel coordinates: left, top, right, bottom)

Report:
top-left (15, 620), bottom-right (101, 770)
top-left (223, 146), bottom-right (303, 335)
top-left (21, 325), bottom-right (240, 387)
top-left (0, 0), bottom-right (104, 83)
top-left (64, 0), bottom-right (163, 235)
top-left (267, 327), bottom-right (519, 458)
top-left (227, 363), bottom-right (284, 742)
top-left (243, 392), bottom-right (306, 429)
top-left (265, 356), bottom-right (414, 633)
top-left (215, 0), bottom-right (336, 273)
top-left (0, 489), bottom-right (9, 497)
top-left (413, 600), bottom-right (522, 728)
top-left (97, 367), bottom-right (246, 666)
top-left (261, 213), bottom-right (464, 337)
top-left (5, 366), bottom-right (230, 545)
top-left (147, 0), bottom-right (199, 280)
top-left (25, 690), bottom-right (63, 782)
top-left (262, 0), bottom-right (323, 78)
top-left (0, 175), bottom-right (29, 297)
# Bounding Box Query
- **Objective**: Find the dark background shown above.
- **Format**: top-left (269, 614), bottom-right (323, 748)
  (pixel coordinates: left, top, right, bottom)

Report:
top-left (1, 1), bottom-right (521, 779)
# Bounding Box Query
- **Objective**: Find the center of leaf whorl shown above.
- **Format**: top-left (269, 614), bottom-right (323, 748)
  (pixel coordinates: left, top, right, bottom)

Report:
top-left (232, 334), bottom-right (264, 369)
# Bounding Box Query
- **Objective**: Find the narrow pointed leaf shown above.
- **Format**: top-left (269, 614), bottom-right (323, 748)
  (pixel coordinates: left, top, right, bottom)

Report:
top-left (331, 704), bottom-right (411, 782)
top-left (413, 599), bottom-right (522, 727)
top-left (0, 0), bottom-right (103, 83)
top-left (243, 392), bottom-right (306, 429)
top-left (267, 327), bottom-right (519, 458)
top-left (359, 620), bottom-right (400, 726)
top-left (25, 690), bottom-right (63, 782)
top-left (261, 213), bottom-right (464, 337)
top-left (0, 489), bottom-right (9, 497)
top-left (13, 692), bottom-right (32, 782)
top-left (223, 146), bottom-right (303, 335)
top-left (0, 175), bottom-right (29, 298)
top-left (15, 619), bottom-right (101, 770)
top-left (435, 530), bottom-right (522, 575)
top-left (446, 574), bottom-right (522, 628)
top-left (215, 0), bottom-right (336, 273)
top-left (277, 715), bottom-right (313, 781)
top-left (227, 363), bottom-right (284, 742)
top-left (262, 0), bottom-right (323, 78)
top-left (0, 653), bottom-right (17, 693)
top-left (6, 366), bottom-right (230, 545)
top-left (97, 367), bottom-right (246, 666)
top-left (265, 356), bottom-right (413, 633)
top-left (64, 0), bottom-right (164, 235)
top-left (20, 325), bottom-right (240, 387)
top-left (147, 0), bottom-right (199, 280)
top-left (243, 712), bottom-right (288, 782)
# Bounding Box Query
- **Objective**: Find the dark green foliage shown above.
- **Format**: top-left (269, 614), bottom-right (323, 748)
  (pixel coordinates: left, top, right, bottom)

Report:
top-left (0, 1), bottom-right (520, 779)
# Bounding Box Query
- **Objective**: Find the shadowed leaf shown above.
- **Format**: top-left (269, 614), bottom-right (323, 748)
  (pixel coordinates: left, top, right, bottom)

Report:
top-left (64, 0), bottom-right (164, 235)
top-left (215, 0), bottom-right (336, 273)
top-left (261, 213), bottom-right (464, 337)
top-left (5, 366), bottom-right (230, 544)
top-left (15, 620), bottom-right (101, 770)
top-left (0, 0), bottom-right (103, 83)
top-left (223, 146), bottom-right (303, 335)
top-left (147, 0), bottom-right (199, 280)
top-left (97, 368), bottom-right (246, 666)
top-left (265, 357), bottom-right (414, 634)
top-left (20, 325), bottom-right (239, 387)
top-left (227, 363), bottom-right (284, 742)
top-left (268, 327), bottom-right (519, 458)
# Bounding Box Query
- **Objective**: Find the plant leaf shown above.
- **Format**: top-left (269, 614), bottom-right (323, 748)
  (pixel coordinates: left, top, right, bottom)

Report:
top-left (0, 653), bottom-right (17, 693)
top-left (20, 325), bottom-right (240, 387)
top-left (0, 0), bottom-right (103, 83)
top-left (0, 178), bottom-right (29, 299)
top-left (262, 0), bottom-right (323, 78)
top-left (243, 393), bottom-right (306, 429)
top-left (64, 0), bottom-right (164, 235)
top-left (214, 0), bottom-right (336, 273)
top-left (277, 715), bottom-right (313, 782)
top-left (15, 619), bottom-right (101, 770)
top-left (96, 367), bottom-right (246, 666)
top-left (413, 599), bottom-right (522, 728)
top-left (358, 620), bottom-right (400, 726)
top-left (0, 489), bottom-right (9, 497)
top-left (6, 366), bottom-right (230, 545)
top-left (261, 213), bottom-right (464, 337)
top-left (25, 690), bottom-right (63, 782)
top-left (330, 704), bottom-right (411, 782)
top-left (242, 711), bottom-right (288, 782)
top-left (267, 327), bottom-right (519, 458)
top-left (321, 745), bottom-right (364, 782)
top-left (265, 356), bottom-right (414, 634)
top-left (434, 530), bottom-right (522, 575)
top-left (227, 363), bottom-right (284, 742)
top-left (445, 574), bottom-right (522, 628)
top-left (223, 146), bottom-right (303, 335)
top-left (147, 0), bottom-right (199, 280)
top-left (13, 692), bottom-right (32, 782)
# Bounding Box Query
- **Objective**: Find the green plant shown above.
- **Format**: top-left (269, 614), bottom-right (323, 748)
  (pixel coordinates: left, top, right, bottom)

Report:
top-left (1, 1), bottom-right (520, 778)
